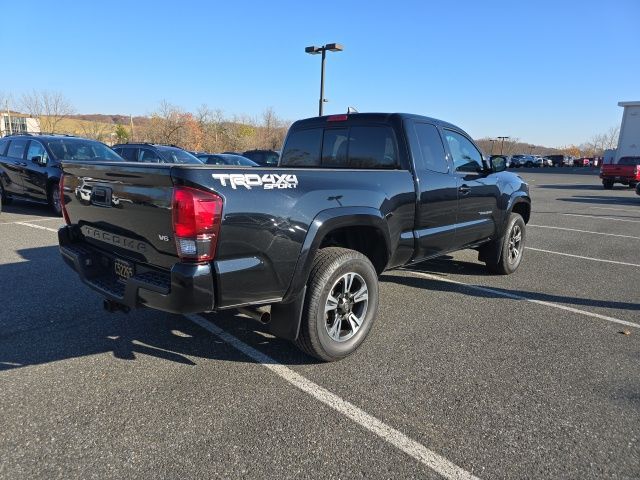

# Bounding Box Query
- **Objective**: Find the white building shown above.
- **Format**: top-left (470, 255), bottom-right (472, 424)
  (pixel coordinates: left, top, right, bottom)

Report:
top-left (615, 101), bottom-right (640, 162)
top-left (0, 112), bottom-right (40, 137)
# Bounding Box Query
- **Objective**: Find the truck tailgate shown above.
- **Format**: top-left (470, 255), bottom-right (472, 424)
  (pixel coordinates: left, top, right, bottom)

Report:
top-left (61, 162), bottom-right (178, 269)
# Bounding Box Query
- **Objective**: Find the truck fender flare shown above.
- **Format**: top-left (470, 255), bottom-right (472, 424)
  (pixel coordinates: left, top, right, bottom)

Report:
top-left (269, 207), bottom-right (391, 341)
top-left (505, 193), bottom-right (531, 228)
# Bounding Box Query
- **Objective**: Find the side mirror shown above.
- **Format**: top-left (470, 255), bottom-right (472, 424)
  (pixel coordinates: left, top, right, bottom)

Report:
top-left (31, 155), bottom-right (47, 166)
top-left (491, 156), bottom-right (507, 173)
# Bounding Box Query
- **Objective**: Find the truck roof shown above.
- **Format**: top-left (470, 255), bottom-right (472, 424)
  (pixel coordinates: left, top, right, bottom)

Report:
top-left (290, 113), bottom-right (463, 132)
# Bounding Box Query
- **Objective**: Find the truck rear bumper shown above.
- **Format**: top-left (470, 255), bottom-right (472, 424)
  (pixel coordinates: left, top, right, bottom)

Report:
top-left (58, 226), bottom-right (215, 314)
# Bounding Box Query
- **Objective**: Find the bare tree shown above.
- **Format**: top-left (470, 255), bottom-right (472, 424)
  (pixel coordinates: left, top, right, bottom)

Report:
top-left (20, 90), bottom-right (75, 133)
top-left (80, 121), bottom-right (113, 143)
top-left (604, 125), bottom-right (620, 150)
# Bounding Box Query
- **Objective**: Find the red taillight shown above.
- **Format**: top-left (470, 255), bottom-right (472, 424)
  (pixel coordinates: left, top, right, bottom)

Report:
top-left (59, 175), bottom-right (70, 225)
top-left (327, 114), bottom-right (348, 122)
top-left (172, 186), bottom-right (223, 262)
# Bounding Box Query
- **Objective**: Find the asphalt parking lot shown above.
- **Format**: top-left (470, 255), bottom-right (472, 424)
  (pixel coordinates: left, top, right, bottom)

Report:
top-left (1, 167), bottom-right (638, 479)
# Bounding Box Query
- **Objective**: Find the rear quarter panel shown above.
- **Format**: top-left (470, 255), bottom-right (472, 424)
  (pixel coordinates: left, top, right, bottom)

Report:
top-left (172, 167), bottom-right (416, 308)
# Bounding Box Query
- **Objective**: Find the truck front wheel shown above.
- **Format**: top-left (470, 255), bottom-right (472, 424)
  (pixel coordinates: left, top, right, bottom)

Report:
top-left (480, 213), bottom-right (526, 275)
top-left (602, 180), bottom-right (614, 189)
top-left (295, 247), bottom-right (379, 362)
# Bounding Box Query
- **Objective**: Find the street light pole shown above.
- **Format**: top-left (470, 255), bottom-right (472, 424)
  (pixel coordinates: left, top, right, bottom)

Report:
top-left (319, 48), bottom-right (326, 116)
top-left (489, 139), bottom-right (496, 155)
top-left (305, 43), bottom-right (343, 116)
top-left (497, 136), bottom-right (510, 155)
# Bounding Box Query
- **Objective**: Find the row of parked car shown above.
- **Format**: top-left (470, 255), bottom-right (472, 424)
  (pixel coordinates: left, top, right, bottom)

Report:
top-left (489, 154), bottom-right (601, 169)
top-left (0, 132), bottom-right (281, 215)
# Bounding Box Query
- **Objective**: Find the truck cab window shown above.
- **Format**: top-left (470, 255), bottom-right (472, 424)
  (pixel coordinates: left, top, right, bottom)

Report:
top-left (322, 129), bottom-right (349, 167)
top-left (412, 123), bottom-right (448, 173)
top-left (348, 126), bottom-right (397, 169)
top-left (280, 128), bottom-right (322, 167)
top-left (444, 130), bottom-right (483, 173)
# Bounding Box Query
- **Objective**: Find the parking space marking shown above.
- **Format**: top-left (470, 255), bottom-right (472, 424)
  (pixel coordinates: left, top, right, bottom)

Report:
top-left (591, 206), bottom-right (640, 214)
top-left (528, 224), bottom-right (640, 240)
top-left (186, 313), bottom-right (480, 480)
top-left (402, 271), bottom-right (640, 330)
top-left (525, 247), bottom-right (640, 267)
top-left (15, 222), bottom-right (59, 233)
top-left (562, 213), bottom-right (640, 224)
top-left (0, 217), bottom-right (60, 226)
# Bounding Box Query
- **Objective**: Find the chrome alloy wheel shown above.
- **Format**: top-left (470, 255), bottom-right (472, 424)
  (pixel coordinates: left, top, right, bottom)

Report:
top-left (508, 224), bottom-right (523, 263)
top-left (324, 272), bottom-right (368, 342)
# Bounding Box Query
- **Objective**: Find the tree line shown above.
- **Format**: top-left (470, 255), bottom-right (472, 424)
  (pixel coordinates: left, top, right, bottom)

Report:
top-left (0, 90), bottom-right (289, 153)
top-left (0, 89), bottom-right (619, 157)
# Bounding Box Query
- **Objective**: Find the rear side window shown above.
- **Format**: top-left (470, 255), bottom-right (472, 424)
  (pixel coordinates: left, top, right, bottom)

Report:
top-left (280, 128), bottom-right (323, 167)
top-left (7, 138), bottom-right (28, 159)
top-left (117, 147), bottom-right (138, 162)
top-left (0, 138), bottom-right (9, 156)
top-left (410, 123), bottom-right (448, 173)
top-left (139, 148), bottom-right (162, 163)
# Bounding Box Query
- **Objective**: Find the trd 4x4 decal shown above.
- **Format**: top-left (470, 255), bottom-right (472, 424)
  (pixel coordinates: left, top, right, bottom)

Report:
top-left (211, 173), bottom-right (298, 190)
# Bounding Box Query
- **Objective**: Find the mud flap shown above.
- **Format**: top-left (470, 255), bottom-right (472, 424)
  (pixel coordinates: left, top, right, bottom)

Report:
top-left (269, 286), bottom-right (306, 341)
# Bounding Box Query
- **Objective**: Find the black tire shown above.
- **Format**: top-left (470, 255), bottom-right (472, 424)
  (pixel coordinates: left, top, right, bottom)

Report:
top-left (629, 182), bottom-right (637, 189)
top-left (480, 213), bottom-right (526, 275)
top-left (0, 181), bottom-right (11, 206)
top-left (602, 180), bottom-right (614, 190)
top-left (49, 183), bottom-right (62, 216)
top-left (295, 247), bottom-right (379, 362)
top-left (636, 183), bottom-right (640, 196)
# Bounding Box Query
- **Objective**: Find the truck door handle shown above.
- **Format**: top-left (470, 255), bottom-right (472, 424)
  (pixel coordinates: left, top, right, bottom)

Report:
top-left (458, 185), bottom-right (471, 195)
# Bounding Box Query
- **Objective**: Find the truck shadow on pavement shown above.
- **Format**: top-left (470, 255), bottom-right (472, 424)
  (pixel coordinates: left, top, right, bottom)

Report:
top-left (1, 200), bottom-right (59, 218)
top-left (0, 246), bottom-right (314, 372)
top-left (385, 259), bottom-right (640, 313)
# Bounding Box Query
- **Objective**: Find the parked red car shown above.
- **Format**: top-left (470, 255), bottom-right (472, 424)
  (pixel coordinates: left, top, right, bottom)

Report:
top-left (600, 157), bottom-right (640, 189)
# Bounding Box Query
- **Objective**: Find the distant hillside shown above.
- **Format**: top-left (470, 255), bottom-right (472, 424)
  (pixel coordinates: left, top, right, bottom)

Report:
top-left (66, 114), bottom-right (150, 126)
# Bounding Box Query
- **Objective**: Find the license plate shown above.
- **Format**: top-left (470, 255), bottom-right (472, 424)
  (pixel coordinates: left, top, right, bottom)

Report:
top-left (114, 258), bottom-right (134, 282)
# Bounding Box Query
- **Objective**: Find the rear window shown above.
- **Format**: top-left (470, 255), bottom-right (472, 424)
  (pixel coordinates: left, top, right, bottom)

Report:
top-left (280, 129), bottom-right (323, 167)
top-left (618, 157), bottom-right (640, 166)
top-left (281, 125), bottom-right (398, 169)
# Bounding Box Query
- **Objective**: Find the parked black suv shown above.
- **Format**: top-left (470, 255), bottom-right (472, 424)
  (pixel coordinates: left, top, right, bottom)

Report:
top-left (242, 149), bottom-right (280, 166)
top-left (0, 134), bottom-right (122, 215)
top-left (112, 143), bottom-right (202, 164)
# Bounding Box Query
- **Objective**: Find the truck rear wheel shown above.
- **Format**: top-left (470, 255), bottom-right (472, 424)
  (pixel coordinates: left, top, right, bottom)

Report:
top-left (295, 247), bottom-right (378, 362)
top-left (602, 180), bottom-right (614, 189)
top-left (480, 213), bottom-right (526, 275)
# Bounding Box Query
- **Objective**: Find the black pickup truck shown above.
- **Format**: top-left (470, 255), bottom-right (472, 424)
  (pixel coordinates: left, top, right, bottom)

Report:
top-left (59, 113), bottom-right (531, 361)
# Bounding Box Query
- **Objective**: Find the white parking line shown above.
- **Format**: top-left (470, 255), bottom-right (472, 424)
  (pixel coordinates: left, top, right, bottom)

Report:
top-left (15, 222), bottom-right (59, 233)
top-left (0, 217), bottom-right (60, 226)
top-left (562, 213), bottom-right (640, 223)
top-left (185, 313), bottom-right (480, 480)
top-left (402, 271), bottom-right (640, 330)
top-left (591, 206), bottom-right (640, 214)
top-left (528, 224), bottom-right (640, 240)
top-left (525, 247), bottom-right (640, 267)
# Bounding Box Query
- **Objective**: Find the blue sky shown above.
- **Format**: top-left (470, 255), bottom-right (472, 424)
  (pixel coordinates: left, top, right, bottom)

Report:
top-left (1, 0), bottom-right (638, 146)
